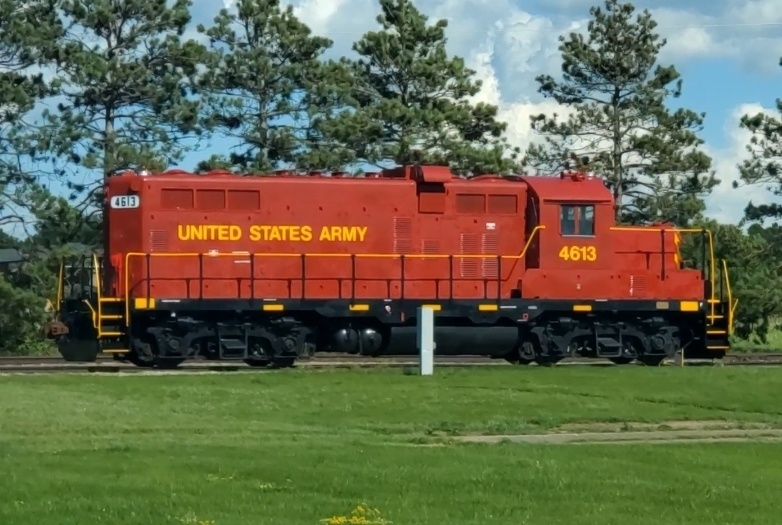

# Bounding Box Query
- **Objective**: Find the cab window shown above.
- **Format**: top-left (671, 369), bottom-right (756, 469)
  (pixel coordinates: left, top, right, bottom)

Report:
top-left (560, 204), bottom-right (595, 236)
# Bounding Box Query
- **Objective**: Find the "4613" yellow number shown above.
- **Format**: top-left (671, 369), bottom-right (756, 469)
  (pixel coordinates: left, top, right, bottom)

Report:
top-left (559, 245), bottom-right (597, 262)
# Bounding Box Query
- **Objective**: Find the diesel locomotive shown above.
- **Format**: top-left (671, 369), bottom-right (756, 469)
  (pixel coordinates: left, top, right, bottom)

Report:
top-left (44, 164), bottom-right (736, 367)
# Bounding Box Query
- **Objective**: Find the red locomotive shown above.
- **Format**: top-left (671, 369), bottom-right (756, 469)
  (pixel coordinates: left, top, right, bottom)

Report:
top-left (45, 164), bottom-right (735, 367)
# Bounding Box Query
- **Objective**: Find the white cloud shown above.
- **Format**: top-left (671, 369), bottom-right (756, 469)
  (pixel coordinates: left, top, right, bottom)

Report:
top-left (652, 1), bottom-right (782, 72)
top-left (468, 47), bottom-right (576, 157)
top-left (704, 103), bottom-right (782, 224)
top-left (281, 0), bottom-right (582, 154)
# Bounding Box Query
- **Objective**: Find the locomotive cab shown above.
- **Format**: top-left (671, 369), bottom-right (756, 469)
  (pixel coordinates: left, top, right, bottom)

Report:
top-left (518, 172), bottom-right (614, 299)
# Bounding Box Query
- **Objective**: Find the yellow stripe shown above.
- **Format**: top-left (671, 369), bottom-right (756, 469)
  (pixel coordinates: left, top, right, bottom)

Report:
top-left (680, 301), bottom-right (699, 312)
top-left (262, 304), bottom-right (284, 311)
top-left (134, 298), bottom-right (156, 309)
top-left (573, 304), bottom-right (592, 312)
top-left (478, 304), bottom-right (498, 312)
top-left (421, 304), bottom-right (442, 311)
top-left (349, 304), bottom-right (369, 311)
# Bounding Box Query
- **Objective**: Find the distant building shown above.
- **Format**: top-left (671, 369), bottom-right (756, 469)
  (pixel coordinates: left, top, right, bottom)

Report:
top-left (0, 248), bottom-right (24, 273)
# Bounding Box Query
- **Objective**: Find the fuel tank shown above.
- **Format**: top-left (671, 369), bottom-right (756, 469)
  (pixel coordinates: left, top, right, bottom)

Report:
top-left (379, 326), bottom-right (519, 357)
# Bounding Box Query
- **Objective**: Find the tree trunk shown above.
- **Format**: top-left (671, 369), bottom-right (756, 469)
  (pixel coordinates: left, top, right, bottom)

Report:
top-left (612, 86), bottom-right (622, 222)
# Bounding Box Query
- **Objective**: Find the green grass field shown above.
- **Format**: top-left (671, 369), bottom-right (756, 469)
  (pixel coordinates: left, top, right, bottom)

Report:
top-left (2, 366), bottom-right (782, 524)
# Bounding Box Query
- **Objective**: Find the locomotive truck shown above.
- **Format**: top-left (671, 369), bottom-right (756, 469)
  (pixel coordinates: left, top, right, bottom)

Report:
top-left (44, 164), bottom-right (736, 368)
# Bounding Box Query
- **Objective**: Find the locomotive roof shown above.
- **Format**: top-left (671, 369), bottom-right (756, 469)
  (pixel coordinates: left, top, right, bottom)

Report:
top-left (108, 165), bottom-right (613, 203)
top-left (521, 173), bottom-right (613, 203)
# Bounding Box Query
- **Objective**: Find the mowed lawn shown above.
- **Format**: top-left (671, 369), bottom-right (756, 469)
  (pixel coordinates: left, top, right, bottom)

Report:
top-left (2, 366), bottom-right (782, 524)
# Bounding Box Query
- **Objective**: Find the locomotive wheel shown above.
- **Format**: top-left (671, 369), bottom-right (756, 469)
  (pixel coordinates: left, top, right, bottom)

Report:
top-left (505, 357), bottom-right (533, 366)
top-left (534, 356), bottom-right (563, 367)
top-left (243, 336), bottom-right (278, 368)
top-left (127, 353), bottom-right (155, 367)
top-left (155, 357), bottom-right (185, 369)
top-left (504, 340), bottom-right (537, 365)
top-left (128, 335), bottom-right (185, 368)
top-left (504, 351), bottom-right (533, 365)
top-left (129, 354), bottom-right (185, 368)
top-left (638, 355), bottom-right (666, 367)
top-left (243, 358), bottom-right (271, 367)
top-left (271, 357), bottom-right (296, 369)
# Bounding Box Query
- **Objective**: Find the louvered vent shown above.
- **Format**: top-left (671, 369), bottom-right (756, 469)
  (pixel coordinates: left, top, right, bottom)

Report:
top-left (630, 275), bottom-right (647, 297)
top-left (421, 239), bottom-right (439, 254)
top-left (481, 232), bottom-right (499, 278)
top-left (393, 217), bottom-right (413, 254)
top-left (460, 233), bottom-right (479, 278)
top-left (149, 230), bottom-right (169, 252)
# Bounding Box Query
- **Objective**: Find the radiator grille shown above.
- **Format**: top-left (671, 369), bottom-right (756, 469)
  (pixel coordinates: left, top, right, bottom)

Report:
top-left (460, 233), bottom-right (479, 278)
top-left (421, 239), bottom-right (439, 254)
top-left (481, 232), bottom-right (499, 278)
top-left (393, 217), bottom-right (413, 254)
top-left (630, 275), bottom-right (647, 296)
top-left (149, 230), bottom-right (169, 252)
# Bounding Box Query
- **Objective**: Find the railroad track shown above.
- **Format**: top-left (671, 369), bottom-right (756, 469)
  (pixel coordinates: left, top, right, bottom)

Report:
top-left (1, 352), bottom-right (782, 374)
top-left (0, 354), bottom-right (500, 374)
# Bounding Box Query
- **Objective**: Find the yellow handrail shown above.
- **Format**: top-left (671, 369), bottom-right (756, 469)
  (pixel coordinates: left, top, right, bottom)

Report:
top-left (610, 226), bottom-right (717, 317)
top-left (56, 260), bottom-right (64, 307)
top-left (82, 299), bottom-right (98, 331)
top-left (722, 259), bottom-right (736, 336)
top-left (122, 225), bottom-right (547, 321)
top-left (92, 253), bottom-right (107, 337)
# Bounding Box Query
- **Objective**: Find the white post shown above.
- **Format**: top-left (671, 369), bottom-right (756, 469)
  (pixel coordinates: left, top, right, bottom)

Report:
top-left (417, 306), bottom-right (434, 375)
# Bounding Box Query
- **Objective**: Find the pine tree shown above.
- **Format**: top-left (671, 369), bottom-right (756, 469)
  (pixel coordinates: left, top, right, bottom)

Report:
top-left (525, 0), bottom-right (714, 224)
top-left (0, 0), bottom-right (67, 354)
top-left (40, 0), bottom-right (209, 188)
top-left (0, 0), bottom-right (63, 228)
top-left (195, 0), bottom-right (354, 173)
top-left (327, 0), bottom-right (520, 175)
top-left (737, 57), bottom-right (782, 223)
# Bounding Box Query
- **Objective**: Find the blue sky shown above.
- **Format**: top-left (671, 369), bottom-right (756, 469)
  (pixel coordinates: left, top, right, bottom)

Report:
top-left (18, 0), bottom-right (782, 236)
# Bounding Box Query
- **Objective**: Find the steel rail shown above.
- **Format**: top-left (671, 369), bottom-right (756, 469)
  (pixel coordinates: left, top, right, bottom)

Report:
top-left (2, 352), bottom-right (782, 374)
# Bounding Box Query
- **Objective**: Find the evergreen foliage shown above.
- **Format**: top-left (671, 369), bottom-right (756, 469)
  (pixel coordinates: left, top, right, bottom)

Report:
top-left (195, 0), bottom-right (355, 173)
top-left (737, 57), bottom-right (782, 223)
top-left (525, 0), bottom-right (715, 224)
top-left (0, 0), bottom-right (64, 228)
top-left (40, 0), bottom-right (209, 190)
top-left (324, 0), bottom-right (520, 175)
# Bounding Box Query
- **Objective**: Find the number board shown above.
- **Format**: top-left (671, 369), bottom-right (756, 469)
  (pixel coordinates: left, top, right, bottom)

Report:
top-left (110, 195), bottom-right (140, 209)
top-left (559, 245), bottom-right (597, 262)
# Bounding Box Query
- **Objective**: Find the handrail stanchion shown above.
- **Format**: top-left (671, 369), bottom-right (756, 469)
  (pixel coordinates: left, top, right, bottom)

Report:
top-left (448, 255), bottom-right (453, 302)
top-left (660, 229), bottom-right (666, 281)
top-left (250, 253), bottom-right (255, 300)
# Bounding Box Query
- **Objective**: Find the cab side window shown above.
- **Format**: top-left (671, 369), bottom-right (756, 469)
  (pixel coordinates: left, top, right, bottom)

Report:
top-left (560, 204), bottom-right (595, 236)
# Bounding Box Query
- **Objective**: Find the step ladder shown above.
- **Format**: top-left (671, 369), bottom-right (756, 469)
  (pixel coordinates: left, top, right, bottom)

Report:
top-left (91, 253), bottom-right (129, 356)
top-left (705, 260), bottom-right (737, 352)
